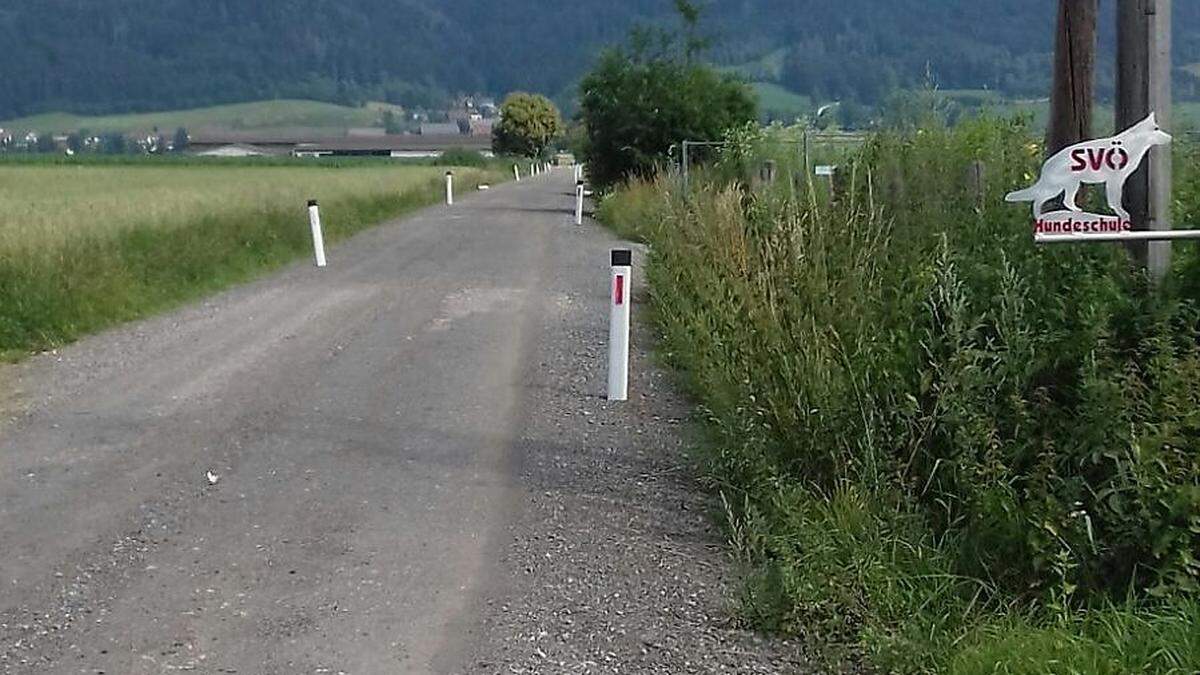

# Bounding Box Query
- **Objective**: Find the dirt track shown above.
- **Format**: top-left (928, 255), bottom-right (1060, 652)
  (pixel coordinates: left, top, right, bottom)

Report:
top-left (0, 171), bottom-right (803, 674)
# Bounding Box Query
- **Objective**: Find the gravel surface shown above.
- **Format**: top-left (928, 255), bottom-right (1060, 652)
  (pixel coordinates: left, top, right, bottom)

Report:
top-left (465, 187), bottom-right (809, 674)
top-left (0, 170), bottom-right (806, 674)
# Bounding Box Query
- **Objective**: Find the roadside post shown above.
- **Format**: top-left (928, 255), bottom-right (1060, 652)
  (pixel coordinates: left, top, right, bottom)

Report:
top-left (575, 180), bottom-right (585, 225)
top-left (608, 250), bottom-right (632, 402)
top-left (514, 164), bottom-right (521, 181)
top-left (445, 171), bottom-right (454, 206)
top-left (307, 200), bottom-right (327, 268)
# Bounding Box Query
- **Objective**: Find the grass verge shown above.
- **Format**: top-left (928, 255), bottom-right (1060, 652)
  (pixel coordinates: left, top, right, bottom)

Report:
top-left (597, 120), bottom-right (1200, 673)
top-left (0, 161), bottom-right (505, 357)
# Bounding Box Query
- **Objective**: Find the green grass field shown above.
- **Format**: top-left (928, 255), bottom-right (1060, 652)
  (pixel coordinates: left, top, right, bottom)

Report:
top-left (0, 160), bottom-right (502, 354)
top-left (962, 98), bottom-right (1200, 133)
top-left (0, 99), bottom-right (399, 134)
top-left (722, 49), bottom-right (789, 81)
top-left (751, 82), bottom-right (813, 121)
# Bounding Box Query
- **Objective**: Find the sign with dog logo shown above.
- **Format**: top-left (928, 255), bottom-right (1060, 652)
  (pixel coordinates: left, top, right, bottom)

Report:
top-left (1006, 113), bottom-right (1172, 240)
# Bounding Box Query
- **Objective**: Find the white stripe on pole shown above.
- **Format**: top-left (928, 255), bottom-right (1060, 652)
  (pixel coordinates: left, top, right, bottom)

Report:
top-left (307, 200), bottom-right (327, 268)
top-left (575, 180), bottom-right (585, 225)
top-left (608, 250), bottom-right (632, 402)
top-left (445, 171), bottom-right (454, 206)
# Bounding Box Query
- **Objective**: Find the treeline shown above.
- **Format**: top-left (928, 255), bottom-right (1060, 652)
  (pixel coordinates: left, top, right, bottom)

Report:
top-left (4, 0), bottom-right (1199, 120)
top-left (2, 129), bottom-right (190, 155)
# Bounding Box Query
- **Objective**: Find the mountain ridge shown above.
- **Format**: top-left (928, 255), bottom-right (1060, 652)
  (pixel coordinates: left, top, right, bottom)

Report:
top-left (2, 0), bottom-right (1198, 119)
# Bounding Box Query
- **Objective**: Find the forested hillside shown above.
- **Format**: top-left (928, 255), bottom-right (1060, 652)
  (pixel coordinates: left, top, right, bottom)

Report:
top-left (2, 0), bottom-right (1199, 119)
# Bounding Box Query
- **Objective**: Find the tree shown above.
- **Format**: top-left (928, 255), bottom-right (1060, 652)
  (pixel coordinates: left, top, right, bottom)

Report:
top-left (577, 11), bottom-right (757, 189)
top-left (491, 93), bottom-right (564, 158)
top-left (1046, 0), bottom-right (1097, 155)
top-left (34, 132), bottom-right (58, 153)
top-left (173, 127), bottom-right (189, 152)
top-left (382, 110), bottom-right (402, 135)
top-left (101, 133), bottom-right (127, 155)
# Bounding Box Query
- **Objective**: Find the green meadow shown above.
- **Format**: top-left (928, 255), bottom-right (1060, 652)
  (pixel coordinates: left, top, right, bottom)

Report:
top-left (0, 159), bottom-right (502, 355)
top-left (0, 99), bottom-right (400, 134)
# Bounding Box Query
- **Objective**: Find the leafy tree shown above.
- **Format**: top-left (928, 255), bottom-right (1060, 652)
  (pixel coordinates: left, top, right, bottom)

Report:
top-left (836, 100), bottom-right (873, 130)
top-left (173, 127), bottom-right (189, 152)
top-left (577, 9), bottom-right (757, 189)
top-left (34, 133), bottom-right (58, 153)
top-left (491, 93), bottom-right (564, 158)
top-left (100, 133), bottom-right (127, 155)
top-left (382, 110), bottom-right (401, 135)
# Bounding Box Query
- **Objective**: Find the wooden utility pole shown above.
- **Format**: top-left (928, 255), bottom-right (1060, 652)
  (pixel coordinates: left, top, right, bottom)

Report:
top-left (1047, 0), bottom-right (1098, 155)
top-left (1117, 0), bottom-right (1172, 280)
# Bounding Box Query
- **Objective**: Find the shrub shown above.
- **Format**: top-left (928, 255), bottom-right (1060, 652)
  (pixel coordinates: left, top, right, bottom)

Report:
top-left (576, 10), bottom-right (757, 191)
top-left (437, 148), bottom-right (488, 167)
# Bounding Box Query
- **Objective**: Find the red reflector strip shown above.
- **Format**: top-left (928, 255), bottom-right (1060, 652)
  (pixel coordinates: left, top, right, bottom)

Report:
top-left (615, 275), bottom-right (625, 306)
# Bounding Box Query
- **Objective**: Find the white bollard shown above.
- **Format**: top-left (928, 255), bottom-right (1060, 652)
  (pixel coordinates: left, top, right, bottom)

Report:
top-left (607, 249), bottom-right (632, 402)
top-left (530, 163), bottom-right (536, 177)
top-left (514, 164), bottom-right (521, 181)
top-left (307, 200), bottom-right (327, 268)
top-left (575, 180), bottom-right (585, 225)
top-left (445, 171), bottom-right (454, 206)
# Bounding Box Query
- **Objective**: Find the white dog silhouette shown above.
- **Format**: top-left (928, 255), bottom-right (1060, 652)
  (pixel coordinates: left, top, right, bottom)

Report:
top-left (1006, 113), bottom-right (1171, 220)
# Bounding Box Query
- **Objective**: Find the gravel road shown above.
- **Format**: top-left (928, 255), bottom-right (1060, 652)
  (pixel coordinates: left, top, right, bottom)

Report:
top-left (0, 171), bottom-right (806, 674)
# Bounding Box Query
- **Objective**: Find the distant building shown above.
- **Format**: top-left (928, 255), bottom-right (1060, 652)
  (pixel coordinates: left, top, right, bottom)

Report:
top-left (469, 119), bottom-right (494, 137)
top-left (419, 122), bottom-right (461, 136)
top-left (195, 143), bottom-right (273, 158)
top-left (187, 131), bottom-right (491, 158)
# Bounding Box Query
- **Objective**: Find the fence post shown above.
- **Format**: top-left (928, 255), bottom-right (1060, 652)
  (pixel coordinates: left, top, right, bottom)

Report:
top-left (608, 250), bottom-right (632, 402)
top-left (763, 160), bottom-right (777, 185)
top-left (967, 160), bottom-right (987, 212)
top-left (307, 200), bottom-right (327, 268)
top-left (445, 171), bottom-right (454, 206)
top-left (682, 141), bottom-right (691, 193)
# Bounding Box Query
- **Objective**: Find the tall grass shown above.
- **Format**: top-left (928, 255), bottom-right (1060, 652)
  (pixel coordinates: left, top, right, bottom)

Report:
top-left (0, 162), bottom-right (500, 354)
top-left (599, 118), bottom-right (1200, 672)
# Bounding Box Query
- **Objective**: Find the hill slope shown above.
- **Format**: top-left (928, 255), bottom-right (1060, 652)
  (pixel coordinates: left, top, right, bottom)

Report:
top-left (1, 100), bottom-right (397, 135)
top-left (1, 0), bottom-right (1198, 119)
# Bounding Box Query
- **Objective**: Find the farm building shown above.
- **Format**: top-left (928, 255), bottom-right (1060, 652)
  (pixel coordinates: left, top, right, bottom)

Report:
top-left (187, 132), bottom-right (492, 158)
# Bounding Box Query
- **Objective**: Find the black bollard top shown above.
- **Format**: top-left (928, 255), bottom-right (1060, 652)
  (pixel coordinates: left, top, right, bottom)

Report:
top-left (308, 199), bottom-right (318, 207)
top-left (611, 250), bottom-right (632, 267)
